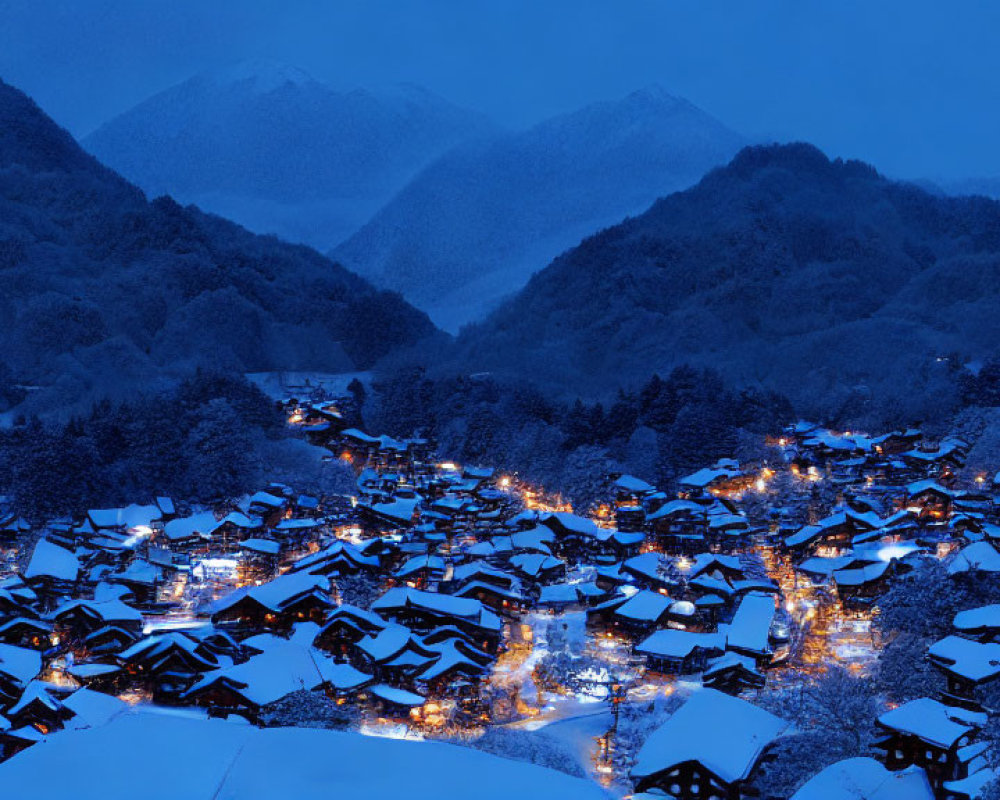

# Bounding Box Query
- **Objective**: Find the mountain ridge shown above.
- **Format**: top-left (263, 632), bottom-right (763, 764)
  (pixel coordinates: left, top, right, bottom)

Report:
top-left (443, 142), bottom-right (1000, 421)
top-left (332, 86), bottom-right (745, 330)
top-left (0, 77), bottom-right (436, 416)
top-left (82, 62), bottom-right (497, 249)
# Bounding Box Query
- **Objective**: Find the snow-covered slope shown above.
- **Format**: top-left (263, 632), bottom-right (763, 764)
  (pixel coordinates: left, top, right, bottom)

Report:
top-left (0, 709), bottom-right (608, 800)
top-left (333, 87), bottom-right (744, 330)
top-left (83, 60), bottom-right (496, 249)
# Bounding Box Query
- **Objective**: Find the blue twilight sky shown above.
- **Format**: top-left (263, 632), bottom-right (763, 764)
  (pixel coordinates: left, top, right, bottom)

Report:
top-left (1, 0), bottom-right (998, 181)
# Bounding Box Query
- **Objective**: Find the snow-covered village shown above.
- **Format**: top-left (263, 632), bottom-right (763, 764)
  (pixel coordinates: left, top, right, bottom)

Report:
top-left (1, 373), bottom-right (1000, 800)
top-left (7, 4), bottom-right (1000, 799)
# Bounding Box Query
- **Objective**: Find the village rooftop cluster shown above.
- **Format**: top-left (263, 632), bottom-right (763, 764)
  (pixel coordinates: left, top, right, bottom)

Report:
top-left (1, 390), bottom-right (999, 799)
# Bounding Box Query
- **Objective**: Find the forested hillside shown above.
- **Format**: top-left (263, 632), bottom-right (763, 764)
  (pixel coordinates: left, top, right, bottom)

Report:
top-left (0, 78), bottom-right (435, 417)
top-left (450, 143), bottom-right (1000, 423)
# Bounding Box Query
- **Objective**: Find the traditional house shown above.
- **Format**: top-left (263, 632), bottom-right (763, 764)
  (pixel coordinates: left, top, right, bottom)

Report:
top-left (873, 698), bottom-right (982, 794)
top-left (371, 588), bottom-right (503, 651)
top-left (790, 757), bottom-right (934, 800)
top-left (953, 605), bottom-right (1000, 642)
top-left (718, 592), bottom-right (776, 666)
top-left (630, 688), bottom-right (789, 799)
top-left (635, 628), bottom-right (726, 674)
top-left (313, 605), bottom-right (389, 658)
top-left (906, 480), bottom-right (958, 520)
top-left (0, 618), bottom-right (52, 651)
top-left (185, 637), bottom-right (371, 722)
top-left (509, 553), bottom-right (566, 584)
top-left (928, 636), bottom-right (1000, 711)
top-left (0, 644), bottom-right (42, 708)
top-left (161, 511), bottom-right (216, 552)
top-left (949, 542), bottom-right (1000, 575)
top-left (702, 652), bottom-right (766, 695)
top-left (394, 554), bottom-right (447, 589)
top-left (290, 541), bottom-right (378, 577)
top-left (22, 539), bottom-right (80, 601)
top-left (210, 572), bottom-right (333, 631)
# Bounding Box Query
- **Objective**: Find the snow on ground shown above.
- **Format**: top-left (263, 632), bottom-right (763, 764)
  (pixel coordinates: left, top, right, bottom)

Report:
top-left (246, 371), bottom-right (371, 400)
top-left (0, 709), bottom-right (608, 800)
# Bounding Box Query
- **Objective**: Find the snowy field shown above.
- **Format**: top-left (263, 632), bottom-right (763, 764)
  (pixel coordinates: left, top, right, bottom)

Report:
top-left (0, 708), bottom-right (609, 800)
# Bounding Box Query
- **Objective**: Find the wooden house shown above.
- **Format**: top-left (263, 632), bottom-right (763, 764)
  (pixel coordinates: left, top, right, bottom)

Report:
top-left (636, 628), bottom-right (726, 674)
top-left (873, 698), bottom-right (982, 794)
top-left (702, 652), bottom-right (766, 695)
top-left (928, 635), bottom-right (1000, 711)
top-left (630, 689), bottom-right (789, 799)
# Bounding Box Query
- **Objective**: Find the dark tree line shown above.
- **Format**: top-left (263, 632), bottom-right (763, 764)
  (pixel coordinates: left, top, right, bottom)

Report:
top-left (368, 365), bottom-right (794, 508)
top-left (0, 371), bottom-right (284, 520)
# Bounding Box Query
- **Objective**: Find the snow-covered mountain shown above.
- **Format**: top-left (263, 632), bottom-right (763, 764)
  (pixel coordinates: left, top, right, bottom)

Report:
top-left (83, 60), bottom-right (496, 249)
top-left (333, 87), bottom-right (745, 330)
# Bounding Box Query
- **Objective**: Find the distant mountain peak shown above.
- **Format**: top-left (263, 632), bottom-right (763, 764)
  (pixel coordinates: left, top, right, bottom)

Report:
top-left (622, 84), bottom-right (688, 106)
top-left (724, 142), bottom-right (880, 181)
top-left (200, 59), bottom-right (319, 93)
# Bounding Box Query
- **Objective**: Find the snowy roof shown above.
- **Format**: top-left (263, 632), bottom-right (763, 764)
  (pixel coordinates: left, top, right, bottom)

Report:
top-left (62, 688), bottom-right (129, 730)
top-left (23, 538), bottom-right (80, 582)
top-left (614, 590), bottom-right (671, 623)
top-left (218, 512), bottom-right (259, 529)
top-left (163, 511), bottom-right (217, 541)
top-left (395, 554), bottom-right (446, 578)
top-left (786, 524), bottom-right (823, 548)
top-left (704, 652), bottom-right (761, 679)
top-left (632, 689), bottom-right (788, 783)
top-left (623, 552), bottom-right (669, 582)
top-left (948, 542), bottom-right (1000, 575)
top-left (368, 497), bottom-right (420, 524)
top-left (212, 572), bottom-right (330, 615)
top-left (646, 499), bottom-right (705, 521)
top-left (877, 698), bottom-right (980, 748)
top-left (906, 479), bottom-right (956, 496)
top-left (791, 757), bottom-right (934, 800)
top-left (719, 592), bottom-right (775, 656)
top-left (954, 604), bottom-right (1000, 633)
top-left (943, 767), bottom-right (997, 800)
top-left (241, 538), bottom-right (281, 556)
top-left (679, 467), bottom-right (741, 488)
top-left (537, 584), bottom-right (581, 605)
top-left (928, 635), bottom-right (1000, 682)
top-left (88, 504), bottom-right (161, 530)
top-left (510, 527), bottom-right (555, 552)
top-left (369, 683), bottom-right (424, 707)
top-left (688, 554), bottom-right (739, 579)
top-left (0, 710), bottom-right (609, 800)
top-left (155, 497), bottom-right (175, 516)
top-left (357, 625), bottom-right (415, 662)
top-left (50, 597), bottom-right (143, 625)
top-left (0, 644), bottom-right (41, 687)
top-left (834, 561), bottom-right (889, 587)
top-left (248, 491), bottom-right (286, 508)
top-left (541, 512), bottom-right (603, 537)
top-left (636, 629), bottom-right (726, 659)
top-left (187, 640), bottom-right (357, 705)
top-left (614, 474), bottom-right (655, 494)
top-left (372, 588), bottom-right (502, 632)
top-left (510, 553), bottom-right (564, 578)
top-left (112, 558), bottom-right (160, 585)
top-left (6, 680), bottom-right (61, 716)
top-left (274, 518), bottom-right (321, 531)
